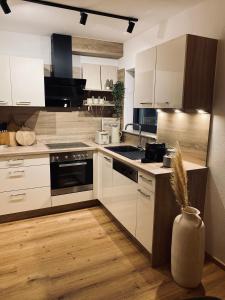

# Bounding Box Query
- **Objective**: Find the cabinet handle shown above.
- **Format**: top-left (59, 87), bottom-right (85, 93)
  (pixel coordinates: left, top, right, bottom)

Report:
top-left (140, 102), bottom-right (152, 105)
top-left (9, 193), bottom-right (26, 202)
top-left (139, 174), bottom-right (153, 183)
top-left (59, 162), bottom-right (87, 168)
top-left (16, 101), bottom-right (31, 105)
top-left (138, 189), bottom-right (151, 199)
top-left (8, 159), bottom-right (24, 166)
top-left (0, 100), bottom-right (8, 104)
top-left (8, 169), bottom-right (25, 177)
top-left (104, 156), bottom-right (111, 162)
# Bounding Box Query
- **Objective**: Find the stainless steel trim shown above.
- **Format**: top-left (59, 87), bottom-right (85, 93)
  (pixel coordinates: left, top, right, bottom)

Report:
top-left (59, 162), bottom-right (87, 168)
top-left (51, 184), bottom-right (93, 196)
top-left (137, 189), bottom-right (151, 199)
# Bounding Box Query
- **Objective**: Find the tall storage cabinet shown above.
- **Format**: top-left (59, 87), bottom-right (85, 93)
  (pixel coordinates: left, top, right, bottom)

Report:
top-left (0, 55), bottom-right (12, 106)
top-left (10, 57), bottom-right (45, 107)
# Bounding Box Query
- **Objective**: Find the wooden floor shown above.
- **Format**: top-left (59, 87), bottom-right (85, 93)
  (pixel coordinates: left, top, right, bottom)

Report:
top-left (0, 207), bottom-right (224, 300)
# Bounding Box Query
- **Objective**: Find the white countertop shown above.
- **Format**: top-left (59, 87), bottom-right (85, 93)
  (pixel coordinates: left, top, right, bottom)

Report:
top-left (0, 141), bottom-right (207, 176)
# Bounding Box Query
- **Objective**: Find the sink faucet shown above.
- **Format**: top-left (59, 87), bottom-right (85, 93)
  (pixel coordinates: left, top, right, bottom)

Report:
top-left (125, 123), bottom-right (143, 149)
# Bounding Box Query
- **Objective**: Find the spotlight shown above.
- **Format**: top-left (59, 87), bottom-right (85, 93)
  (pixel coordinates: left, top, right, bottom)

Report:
top-left (80, 12), bottom-right (88, 25)
top-left (127, 21), bottom-right (135, 33)
top-left (0, 0), bottom-right (11, 14)
top-left (174, 109), bottom-right (181, 113)
top-left (197, 109), bottom-right (207, 114)
top-left (156, 109), bottom-right (162, 113)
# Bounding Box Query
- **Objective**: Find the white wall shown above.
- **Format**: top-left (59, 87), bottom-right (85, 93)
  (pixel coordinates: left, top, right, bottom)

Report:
top-left (0, 31), bottom-right (118, 67)
top-left (121, 0), bottom-right (225, 264)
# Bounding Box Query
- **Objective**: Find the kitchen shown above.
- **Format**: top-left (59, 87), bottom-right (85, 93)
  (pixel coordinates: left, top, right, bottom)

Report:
top-left (0, 0), bottom-right (225, 299)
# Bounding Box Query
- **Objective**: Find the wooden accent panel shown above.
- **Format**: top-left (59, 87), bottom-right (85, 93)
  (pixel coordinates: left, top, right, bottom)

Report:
top-left (152, 168), bottom-right (208, 267)
top-left (157, 111), bottom-right (211, 165)
top-left (0, 207), bottom-right (224, 299)
top-left (183, 34), bottom-right (218, 112)
top-left (72, 37), bottom-right (123, 59)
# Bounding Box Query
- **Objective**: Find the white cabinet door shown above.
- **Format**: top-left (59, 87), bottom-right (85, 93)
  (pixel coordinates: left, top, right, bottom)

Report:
top-left (136, 186), bottom-right (155, 253)
top-left (134, 47), bottom-right (157, 108)
top-left (155, 36), bottom-right (186, 108)
top-left (0, 187), bottom-right (51, 216)
top-left (10, 56), bottom-right (45, 107)
top-left (0, 55), bottom-right (12, 106)
top-left (110, 169), bottom-right (137, 236)
top-left (101, 65), bottom-right (117, 90)
top-left (82, 63), bottom-right (101, 90)
top-left (99, 154), bottom-right (113, 209)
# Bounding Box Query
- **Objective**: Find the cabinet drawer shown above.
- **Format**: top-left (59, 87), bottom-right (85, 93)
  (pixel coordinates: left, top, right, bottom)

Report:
top-left (138, 172), bottom-right (155, 192)
top-left (0, 165), bottom-right (50, 192)
top-left (136, 186), bottom-right (155, 253)
top-left (0, 155), bottom-right (49, 169)
top-left (0, 187), bottom-right (51, 216)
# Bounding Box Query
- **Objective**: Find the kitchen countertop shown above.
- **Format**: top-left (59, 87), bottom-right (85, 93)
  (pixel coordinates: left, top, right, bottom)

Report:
top-left (0, 141), bottom-right (207, 176)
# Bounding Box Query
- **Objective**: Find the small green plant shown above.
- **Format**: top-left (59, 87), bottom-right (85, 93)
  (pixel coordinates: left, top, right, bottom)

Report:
top-left (112, 81), bottom-right (125, 119)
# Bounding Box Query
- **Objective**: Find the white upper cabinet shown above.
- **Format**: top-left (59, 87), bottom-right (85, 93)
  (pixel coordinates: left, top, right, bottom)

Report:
top-left (10, 56), bottom-right (45, 107)
top-left (0, 55), bottom-right (12, 106)
top-left (134, 47), bottom-right (157, 108)
top-left (82, 63), bottom-right (101, 90)
top-left (101, 65), bottom-right (118, 90)
top-left (154, 36), bottom-right (186, 108)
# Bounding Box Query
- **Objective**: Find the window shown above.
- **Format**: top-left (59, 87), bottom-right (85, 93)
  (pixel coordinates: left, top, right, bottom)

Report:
top-left (133, 108), bottom-right (157, 134)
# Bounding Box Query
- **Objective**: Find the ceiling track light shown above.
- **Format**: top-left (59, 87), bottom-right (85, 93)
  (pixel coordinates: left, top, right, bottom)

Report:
top-left (80, 12), bottom-right (88, 25)
top-left (22, 0), bottom-right (138, 32)
top-left (0, 0), bottom-right (11, 14)
top-left (127, 21), bottom-right (135, 33)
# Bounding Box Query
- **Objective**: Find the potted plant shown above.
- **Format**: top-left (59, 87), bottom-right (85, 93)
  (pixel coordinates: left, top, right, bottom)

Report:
top-left (111, 81), bottom-right (125, 144)
top-left (170, 142), bottom-right (205, 288)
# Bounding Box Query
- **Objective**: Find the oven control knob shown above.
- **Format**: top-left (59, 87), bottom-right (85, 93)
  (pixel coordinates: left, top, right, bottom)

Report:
top-left (85, 153), bottom-right (88, 158)
top-left (81, 154), bottom-right (85, 159)
top-left (65, 155), bottom-right (68, 159)
top-left (56, 156), bottom-right (59, 161)
top-left (77, 154), bottom-right (81, 160)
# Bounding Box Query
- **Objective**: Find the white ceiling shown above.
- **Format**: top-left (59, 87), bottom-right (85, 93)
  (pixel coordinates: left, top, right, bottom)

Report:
top-left (0, 0), bottom-right (205, 42)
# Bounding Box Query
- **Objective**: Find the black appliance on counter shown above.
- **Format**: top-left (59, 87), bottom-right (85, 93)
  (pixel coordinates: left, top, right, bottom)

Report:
top-left (50, 150), bottom-right (93, 196)
top-left (141, 143), bottom-right (166, 163)
top-left (45, 34), bottom-right (86, 108)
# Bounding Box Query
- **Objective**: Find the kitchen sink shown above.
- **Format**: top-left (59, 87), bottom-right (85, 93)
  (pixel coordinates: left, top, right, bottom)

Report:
top-left (105, 145), bottom-right (145, 160)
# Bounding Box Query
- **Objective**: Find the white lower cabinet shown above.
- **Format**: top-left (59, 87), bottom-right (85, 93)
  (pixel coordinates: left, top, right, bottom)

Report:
top-left (0, 154), bottom-right (51, 215)
top-left (0, 187), bottom-right (51, 216)
top-left (136, 186), bottom-right (155, 253)
top-left (99, 153), bottom-right (113, 209)
top-left (110, 169), bottom-right (137, 236)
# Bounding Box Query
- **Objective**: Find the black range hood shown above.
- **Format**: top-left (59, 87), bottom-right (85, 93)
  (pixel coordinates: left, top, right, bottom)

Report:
top-left (45, 34), bottom-right (86, 108)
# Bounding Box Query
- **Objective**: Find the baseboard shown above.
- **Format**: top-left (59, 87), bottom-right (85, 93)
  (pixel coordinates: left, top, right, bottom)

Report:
top-left (0, 199), bottom-right (100, 224)
top-left (206, 252), bottom-right (225, 271)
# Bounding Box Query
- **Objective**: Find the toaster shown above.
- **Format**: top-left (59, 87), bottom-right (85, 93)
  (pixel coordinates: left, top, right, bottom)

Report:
top-left (95, 131), bottom-right (110, 145)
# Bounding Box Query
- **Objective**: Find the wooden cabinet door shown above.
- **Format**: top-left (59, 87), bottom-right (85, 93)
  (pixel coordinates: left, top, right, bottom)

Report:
top-left (134, 47), bottom-right (156, 108)
top-left (136, 186), bottom-right (155, 253)
top-left (82, 63), bottom-right (101, 90)
top-left (110, 169), bottom-right (137, 236)
top-left (101, 65), bottom-right (117, 90)
top-left (10, 56), bottom-right (45, 107)
top-left (0, 55), bottom-right (12, 106)
top-left (155, 36), bottom-right (186, 109)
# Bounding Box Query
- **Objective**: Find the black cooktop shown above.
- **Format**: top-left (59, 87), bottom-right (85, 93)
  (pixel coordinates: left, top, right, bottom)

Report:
top-left (46, 142), bottom-right (89, 149)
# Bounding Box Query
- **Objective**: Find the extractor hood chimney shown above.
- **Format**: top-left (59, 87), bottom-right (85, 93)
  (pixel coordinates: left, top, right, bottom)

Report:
top-left (51, 33), bottom-right (73, 78)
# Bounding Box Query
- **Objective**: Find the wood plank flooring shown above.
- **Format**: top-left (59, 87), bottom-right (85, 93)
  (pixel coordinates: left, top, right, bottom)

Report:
top-left (0, 207), bottom-right (224, 300)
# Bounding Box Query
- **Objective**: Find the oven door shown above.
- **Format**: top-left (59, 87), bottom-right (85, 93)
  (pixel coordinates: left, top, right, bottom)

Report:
top-left (50, 159), bottom-right (93, 196)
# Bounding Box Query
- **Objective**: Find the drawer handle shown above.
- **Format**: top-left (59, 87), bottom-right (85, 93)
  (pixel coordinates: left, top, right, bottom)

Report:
top-left (9, 169), bottom-right (25, 177)
top-left (16, 101), bottom-right (31, 105)
top-left (8, 159), bottom-right (24, 166)
top-left (0, 100), bottom-right (8, 104)
top-left (138, 189), bottom-right (151, 199)
top-left (140, 102), bottom-right (152, 105)
top-left (9, 193), bottom-right (26, 202)
top-left (139, 175), bottom-right (153, 183)
top-left (104, 156), bottom-right (111, 162)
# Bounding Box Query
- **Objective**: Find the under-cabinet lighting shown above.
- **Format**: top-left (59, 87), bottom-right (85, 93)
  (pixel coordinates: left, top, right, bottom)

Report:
top-left (156, 109), bottom-right (162, 113)
top-left (174, 109), bottom-right (181, 113)
top-left (197, 109), bottom-right (207, 114)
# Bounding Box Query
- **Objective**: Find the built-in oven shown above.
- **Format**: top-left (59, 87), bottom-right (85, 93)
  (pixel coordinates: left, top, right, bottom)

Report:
top-left (50, 151), bottom-right (93, 196)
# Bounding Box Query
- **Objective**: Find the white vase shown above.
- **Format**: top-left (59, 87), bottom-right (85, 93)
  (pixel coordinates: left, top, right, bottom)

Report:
top-left (171, 206), bottom-right (205, 288)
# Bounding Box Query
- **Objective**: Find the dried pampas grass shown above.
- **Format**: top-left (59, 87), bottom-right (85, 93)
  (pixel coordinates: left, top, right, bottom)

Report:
top-left (170, 142), bottom-right (189, 208)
